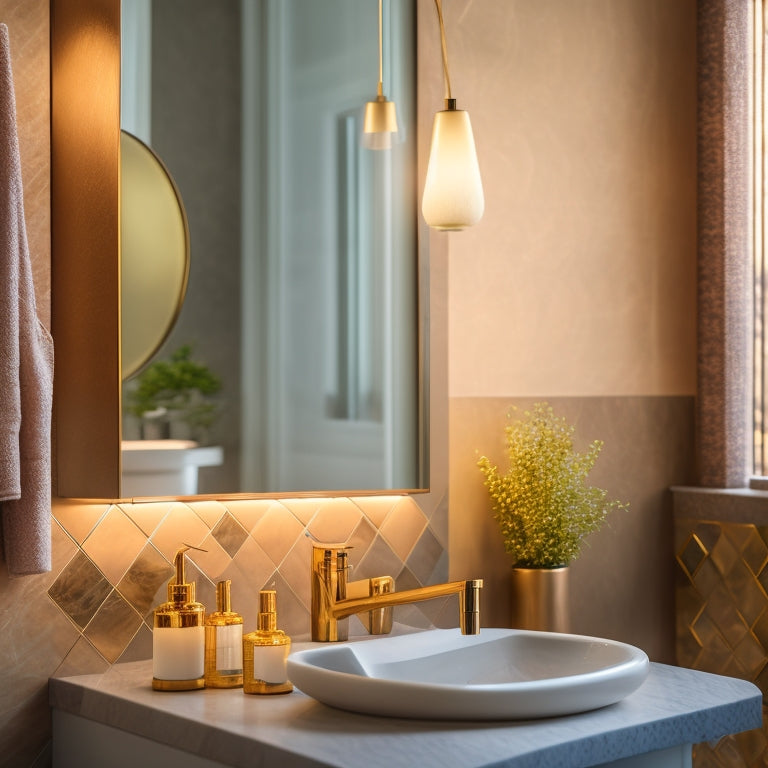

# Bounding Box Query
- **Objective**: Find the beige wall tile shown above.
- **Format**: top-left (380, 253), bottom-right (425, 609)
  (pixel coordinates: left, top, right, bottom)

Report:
top-left (223, 498), bottom-right (272, 531)
top-left (188, 532), bottom-right (232, 580)
top-left (53, 500), bottom-right (109, 544)
top-left (188, 499), bottom-right (228, 528)
top-left (120, 500), bottom-right (176, 538)
top-left (47, 552), bottom-right (111, 630)
top-left (116, 542), bottom-right (174, 617)
top-left (281, 498), bottom-right (323, 525)
top-left (83, 589), bottom-right (143, 663)
top-left (276, 535), bottom-right (315, 611)
top-left (251, 503), bottom-right (304, 566)
top-left (354, 495), bottom-right (399, 528)
top-left (306, 498), bottom-right (363, 543)
top-left (117, 623), bottom-right (153, 664)
top-left (51, 636), bottom-right (110, 679)
top-left (210, 512), bottom-right (249, 557)
top-left (380, 498), bottom-right (428, 561)
top-left (82, 506), bottom-right (147, 584)
top-left (150, 503), bottom-right (210, 560)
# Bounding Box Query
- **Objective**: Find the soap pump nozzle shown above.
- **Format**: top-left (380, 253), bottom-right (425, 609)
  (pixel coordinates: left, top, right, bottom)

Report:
top-left (168, 544), bottom-right (206, 605)
top-left (216, 579), bottom-right (233, 613)
top-left (258, 589), bottom-right (278, 632)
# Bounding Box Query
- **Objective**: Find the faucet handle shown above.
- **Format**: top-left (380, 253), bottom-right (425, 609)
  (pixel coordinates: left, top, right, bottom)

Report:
top-left (310, 539), bottom-right (353, 642)
top-left (310, 539), bottom-right (352, 572)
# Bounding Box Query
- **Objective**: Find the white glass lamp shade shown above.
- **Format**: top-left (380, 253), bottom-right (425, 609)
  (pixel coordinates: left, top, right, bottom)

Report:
top-left (362, 96), bottom-right (399, 150)
top-left (421, 107), bottom-right (484, 230)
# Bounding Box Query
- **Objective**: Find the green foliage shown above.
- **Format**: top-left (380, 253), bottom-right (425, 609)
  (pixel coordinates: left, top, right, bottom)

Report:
top-left (124, 345), bottom-right (222, 432)
top-left (477, 402), bottom-right (627, 568)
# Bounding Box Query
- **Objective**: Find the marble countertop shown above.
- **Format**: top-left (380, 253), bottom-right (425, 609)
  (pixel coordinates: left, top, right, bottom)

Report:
top-left (50, 658), bottom-right (762, 768)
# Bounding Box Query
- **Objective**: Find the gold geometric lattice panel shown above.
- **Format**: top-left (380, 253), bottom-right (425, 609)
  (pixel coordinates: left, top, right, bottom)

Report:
top-left (675, 520), bottom-right (768, 688)
top-left (676, 520), bottom-right (768, 768)
top-left (692, 706), bottom-right (768, 767)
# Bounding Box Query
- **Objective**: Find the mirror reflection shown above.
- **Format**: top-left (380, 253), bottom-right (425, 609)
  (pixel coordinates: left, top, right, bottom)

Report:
top-left (120, 0), bottom-right (422, 496)
top-left (121, 129), bottom-right (190, 380)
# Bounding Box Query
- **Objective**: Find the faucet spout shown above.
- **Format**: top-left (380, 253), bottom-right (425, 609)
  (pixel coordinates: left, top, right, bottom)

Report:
top-left (310, 542), bottom-right (482, 642)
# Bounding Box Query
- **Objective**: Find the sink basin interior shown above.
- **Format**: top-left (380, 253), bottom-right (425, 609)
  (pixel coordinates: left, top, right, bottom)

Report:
top-left (287, 628), bottom-right (649, 721)
top-left (368, 633), bottom-right (638, 685)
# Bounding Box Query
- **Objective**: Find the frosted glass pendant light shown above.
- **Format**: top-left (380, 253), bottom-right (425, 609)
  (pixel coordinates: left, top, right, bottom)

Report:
top-left (362, 0), bottom-right (399, 150)
top-left (421, 0), bottom-right (484, 230)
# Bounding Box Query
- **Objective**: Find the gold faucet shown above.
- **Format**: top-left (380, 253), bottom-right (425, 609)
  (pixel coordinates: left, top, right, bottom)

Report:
top-left (310, 541), bottom-right (483, 642)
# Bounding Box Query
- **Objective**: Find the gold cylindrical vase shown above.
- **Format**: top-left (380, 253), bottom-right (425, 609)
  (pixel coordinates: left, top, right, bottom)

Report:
top-left (509, 566), bottom-right (569, 633)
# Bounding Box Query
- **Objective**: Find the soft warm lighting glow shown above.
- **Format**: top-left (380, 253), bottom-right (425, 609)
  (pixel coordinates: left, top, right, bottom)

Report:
top-left (421, 103), bottom-right (484, 231)
top-left (362, 93), bottom-right (399, 150)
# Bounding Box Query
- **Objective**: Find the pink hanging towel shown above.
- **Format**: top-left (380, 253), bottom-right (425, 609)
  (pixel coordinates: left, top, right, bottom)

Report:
top-left (0, 23), bottom-right (54, 576)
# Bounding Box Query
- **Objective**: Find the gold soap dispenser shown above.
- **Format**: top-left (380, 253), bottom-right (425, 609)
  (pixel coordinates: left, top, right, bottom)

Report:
top-left (243, 590), bottom-right (293, 695)
top-left (204, 579), bottom-right (244, 688)
top-left (152, 545), bottom-right (206, 691)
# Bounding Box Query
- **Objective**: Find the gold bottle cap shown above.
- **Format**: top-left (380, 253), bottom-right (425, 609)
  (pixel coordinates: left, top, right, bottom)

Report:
top-left (154, 546), bottom-right (206, 628)
top-left (216, 579), bottom-right (232, 613)
top-left (258, 590), bottom-right (277, 632)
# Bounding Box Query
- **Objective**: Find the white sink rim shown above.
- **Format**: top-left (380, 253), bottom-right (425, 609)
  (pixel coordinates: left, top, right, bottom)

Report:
top-left (287, 627), bottom-right (649, 721)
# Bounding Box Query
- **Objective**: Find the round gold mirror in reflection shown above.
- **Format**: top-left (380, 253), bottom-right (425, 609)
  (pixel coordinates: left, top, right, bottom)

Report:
top-left (121, 130), bottom-right (190, 380)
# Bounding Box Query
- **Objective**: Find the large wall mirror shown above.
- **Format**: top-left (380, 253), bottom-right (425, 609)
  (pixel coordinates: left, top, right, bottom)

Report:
top-left (51, 0), bottom-right (429, 499)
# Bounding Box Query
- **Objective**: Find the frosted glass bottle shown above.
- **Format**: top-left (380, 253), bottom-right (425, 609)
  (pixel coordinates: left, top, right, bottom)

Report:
top-left (243, 590), bottom-right (293, 695)
top-left (204, 579), bottom-right (244, 688)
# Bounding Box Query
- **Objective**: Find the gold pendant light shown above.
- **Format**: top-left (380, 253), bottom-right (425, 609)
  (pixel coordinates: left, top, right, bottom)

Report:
top-left (362, 0), bottom-right (399, 150)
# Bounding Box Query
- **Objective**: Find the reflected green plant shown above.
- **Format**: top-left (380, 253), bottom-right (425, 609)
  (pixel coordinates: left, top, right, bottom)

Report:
top-left (124, 345), bottom-right (222, 440)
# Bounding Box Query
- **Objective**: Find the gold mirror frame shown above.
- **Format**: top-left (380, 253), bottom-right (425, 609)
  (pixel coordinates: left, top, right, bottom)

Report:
top-left (50, 0), bottom-right (439, 501)
top-left (51, 0), bottom-right (121, 498)
top-left (121, 129), bottom-right (190, 380)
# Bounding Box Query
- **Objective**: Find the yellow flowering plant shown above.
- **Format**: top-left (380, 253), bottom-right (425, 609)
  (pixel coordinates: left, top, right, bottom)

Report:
top-left (477, 402), bottom-right (627, 568)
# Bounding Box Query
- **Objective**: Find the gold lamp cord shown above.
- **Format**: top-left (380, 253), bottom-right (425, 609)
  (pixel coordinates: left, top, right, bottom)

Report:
top-left (377, 0), bottom-right (384, 98)
top-left (434, 0), bottom-right (453, 103)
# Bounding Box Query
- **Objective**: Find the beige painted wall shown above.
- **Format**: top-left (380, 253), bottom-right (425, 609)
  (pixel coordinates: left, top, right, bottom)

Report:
top-left (442, 0), bottom-right (696, 399)
top-left (445, 0), bottom-right (698, 663)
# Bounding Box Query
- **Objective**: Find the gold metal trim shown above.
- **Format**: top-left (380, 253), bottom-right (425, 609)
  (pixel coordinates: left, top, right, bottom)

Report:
top-left (244, 680), bottom-right (293, 695)
top-left (120, 130), bottom-right (190, 380)
top-left (51, 0), bottom-right (434, 502)
top-left (152, 677), bottom-right (205, 692)
top-left (51, 0), bottom-right (121, 498)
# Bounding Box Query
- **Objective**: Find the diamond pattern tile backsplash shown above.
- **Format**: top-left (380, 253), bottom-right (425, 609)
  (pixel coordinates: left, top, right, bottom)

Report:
top-left (49, 495), bottom-right (448, 669)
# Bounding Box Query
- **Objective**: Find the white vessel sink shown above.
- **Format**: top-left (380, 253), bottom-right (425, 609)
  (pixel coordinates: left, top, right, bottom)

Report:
top-left (287, 627), bottom-right (649, 720)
